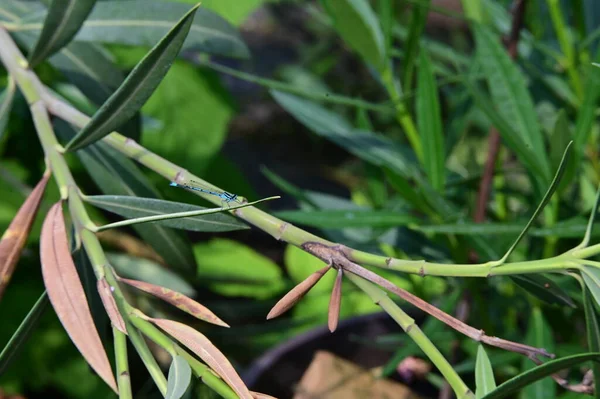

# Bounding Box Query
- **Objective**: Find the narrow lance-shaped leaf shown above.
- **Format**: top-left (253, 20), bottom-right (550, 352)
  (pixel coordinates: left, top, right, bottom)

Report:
top-left (0, 172), bottom-right (50, 300)
top-left (582, 267), bottom-right (600, 309)
top-left (97, 278), bottom-right (126, 334)
top-left (118, 277), bottom-right (229, 327)
top-left (65, 4), bottom-right (200, 151)
top-left (583, 288), bottom-right (600, 399)
top-left (40, 202), bottom-right (118, 392)
top-left (417, 50), bottom-right (445, 192)
top-left (0, 291), bottom-right (49, 375)
top-left (511, 275), bottom-right (575, 308)
top-left (475, 345), bottom-right (496, 398)
top-left (28, 0), bottom-right (97, 67)
top-left (578, 183), bottom-right (600, 248)
top-left (150, 318), bottom-right (253, 399)
top-left (328, 268), bottom-right (343, 332)
top-left (481, 352), bottom-right (600, 399)
top-left (0, 77), bottom-right (15, 141)
top-left (267, 266), bottom-right (331, 319)
top-left (497, 141), bottom-right (572, 264)
top-left (165, 355), bottom-right (192, 399)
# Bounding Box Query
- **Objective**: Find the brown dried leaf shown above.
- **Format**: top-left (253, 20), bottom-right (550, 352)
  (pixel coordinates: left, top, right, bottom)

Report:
top-left (0, 173), bottom-right (50, 300)
top-left (97, 278), bottom-right (126, 334)
top-left (119, 277), bottom-right (228, 327)
top-left (267, 266), bottom-right (330, 320)
top-left (150, 318), bottom-right (252, 399)
top-left (328, 268), bottom-right (343, 332)
top-left (40, 202), bottom-right (117, 393)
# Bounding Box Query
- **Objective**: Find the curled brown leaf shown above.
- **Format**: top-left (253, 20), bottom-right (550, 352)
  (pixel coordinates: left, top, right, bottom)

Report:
top-left (40, 202), bottom-right (117, 393)
top-left (150, 318), bottom-right (252, 399)
top-left (0, 173), bottom-right (50, 300)
top-left (267, 266), bottom-right (330, 320)
top-left (328, 268), bottom-right (343, 332)
top-left (119, 277), bottom-right (229, 327)
top-left (97, 278), bottom-right (127, 334)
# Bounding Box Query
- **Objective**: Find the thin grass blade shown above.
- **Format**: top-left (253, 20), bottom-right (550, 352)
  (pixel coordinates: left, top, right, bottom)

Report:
top-left (40, 202), bottom-right (117, 392)
top-left (0, 172), bottom-right (50, 300)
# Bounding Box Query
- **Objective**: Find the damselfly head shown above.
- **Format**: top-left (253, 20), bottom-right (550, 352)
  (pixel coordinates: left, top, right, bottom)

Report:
top-left (169, 182), bottom-right (178, 187)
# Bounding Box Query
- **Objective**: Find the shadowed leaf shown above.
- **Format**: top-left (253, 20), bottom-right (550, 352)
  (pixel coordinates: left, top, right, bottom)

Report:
top-left (584, 288), bottom-right (600, 399)
top-left (583, 267), bottom-right (600, 309)
top-left (0, 291), bottom-right (49, 375)
top-left (97, 277), bottom-right (126, 334)
top-left (328, 268), bottom-right (343, 332)
top-left (119, 277), bottom-right (228, 327)
top-left (66, 4), bottom-right (199, 151)
top-left (0, 77), bottom-right (15, 141)
top-left (267, 266), bottom-right (330, 319)
top-left (166, 355), bottom-right (191, 399)
top-left (511, 275), bottom-right (575, 308)
top-left (0, 173), bottom-right (50, 300)
top-left (151, 318), bottom-right (253, 399)
top-left (40, 202), bottom-right (117, 392)
top-left (28, 0), bottom-right (97, 67)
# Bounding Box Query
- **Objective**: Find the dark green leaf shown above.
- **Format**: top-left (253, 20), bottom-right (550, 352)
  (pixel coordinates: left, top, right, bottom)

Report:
top-left (481, 353), bottom-right (600, 399)
top-left (321, 0), bottom-right (385, 71)
top-left (417, 50), bottom-right (445, 191)
top-left (66, 4), bottom-right (199, 151)
top-left (165, 355), bottom-right (191, 399)
top-left (28, 0), bottom-right (97, 67)
top-left (474, 26), bottom-right (549, 180)
top-left (86, 195), bottom-right (248, 232)
top-left (497, 142), bottom-right (572, 263)
top-left (550, 109), bottom-right (572, 172)
top-left (0, 78), bottom-right (15, 142)
top-left (275, 209), bottom-right (420, 228)
top-left (511, 275), bottom-right (575, 308)
top-left (19, 1), bottom-right (249, 59)
top-left (271, 90), bottom-right (418, 180)
top-left (55, 120), bottom-right (197, 271)
top-left (475, 345), bottom-right (496, 398)
top-left (584, 288), bottom-right (600, 399)
top-left (522, 308), bottom-right (555, 399)
top-left (0, 291), bottom-right (49, 375)
top-left (402, 0), bottom-right (430, 88)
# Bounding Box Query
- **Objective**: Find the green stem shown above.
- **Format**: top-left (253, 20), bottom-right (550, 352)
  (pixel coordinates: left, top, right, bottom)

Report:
top-left (113, 328), bottom-right (132, 399)
top-left (126, 323), bottom-right (168, 395)
top-left (347, 273), bottom-right (474, 399)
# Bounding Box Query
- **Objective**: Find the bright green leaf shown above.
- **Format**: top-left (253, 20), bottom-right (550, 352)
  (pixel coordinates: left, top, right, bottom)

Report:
top-left (165, 355), bottom-right (191, 399)
top-left (475, 345), bottom-right (496, 398)
top-left (28, 0), bottom-right (97, 67)
top-left (194, 239), bottom-right (285, 299)
top-left (417, 50), bottom-right (445, 191)
top-left (66, 4), bottom-right (199, 151)
top-left (321, 0), bottom-right (385, 71)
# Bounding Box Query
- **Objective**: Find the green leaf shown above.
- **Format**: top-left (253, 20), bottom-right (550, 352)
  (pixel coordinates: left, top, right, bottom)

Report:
top-left (55, 120), bottom-right (197, 271)
top-left (271, 90), bottom-right (417, 180)
top-left (473, 26), bottom-right (549, 179)
top-left (521, 308), bottom-right (555, 399)
top-left (0, 291), bottom-right (49, 375)
top-left (417, 50), bottom-right (445, 191)
top-left (402, 0), bottom-right (431, 88)
top-left (85, 195), bottom-right (248, 232)
top-left (19, 1), bottom-right (249, 59)
top-left (583, 267), bottom-right (600, 309)
top-left (475, 345), bottom-right (496, 398)
top-left (481, 352), bottom-right (600, 399)
top-left (550, 109), bottom-right (572, 172)
top-left (65, 4), bottom-right (199, 151)
top-left (496, 141), bottom-right (572, 263)
top-left (193, 0), bottom-right (266, 26)
top-left (584, 288), bottom-right (600, 399)
top-left (108, 253), bottom-right (195, 297)
top-left (511, 275), bottom-right (575, 308)
top-left (194, 239), bottom-right (286, 299)
top-left (140, 63), bottom-right (233, 175)
top-left (321, 0), bottom-right (385, 71)
top-left (0, 78), bottom-right (15, 142)
top-left (165, 355), bottom-right (191, 399)
top-left (275, 209), bottom-right (420, 229)
top-left (580, 184), bottom-right (600, 248)
top-left (28, 0), bottom-right (97, 67)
